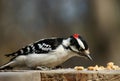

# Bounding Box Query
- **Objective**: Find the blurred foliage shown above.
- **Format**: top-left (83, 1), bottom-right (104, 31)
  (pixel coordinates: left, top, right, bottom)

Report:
top-left (0, 0), bottom-right (120, 67)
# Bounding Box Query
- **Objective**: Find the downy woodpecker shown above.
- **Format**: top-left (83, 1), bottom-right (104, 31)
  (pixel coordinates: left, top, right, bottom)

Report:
top-left (0, 34), bottom-right (92, 70)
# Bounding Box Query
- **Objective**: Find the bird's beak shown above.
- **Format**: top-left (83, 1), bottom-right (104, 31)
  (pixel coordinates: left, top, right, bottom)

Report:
top-left (83, 49), bottom-right (93, 61)
top-left (85, 54), bottom-right (93, 61)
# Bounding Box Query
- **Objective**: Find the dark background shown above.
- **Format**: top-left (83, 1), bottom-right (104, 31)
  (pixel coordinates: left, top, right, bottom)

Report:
top-left (0, 0), bottom-right (120, 68)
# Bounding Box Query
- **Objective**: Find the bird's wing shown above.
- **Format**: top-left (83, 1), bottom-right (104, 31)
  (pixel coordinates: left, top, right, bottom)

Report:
top-left (5, 38), bottom-right (64, 57)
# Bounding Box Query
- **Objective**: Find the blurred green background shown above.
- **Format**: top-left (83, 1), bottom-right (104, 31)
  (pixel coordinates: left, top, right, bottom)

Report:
top-left (0, 0), bottom-right (120, 68)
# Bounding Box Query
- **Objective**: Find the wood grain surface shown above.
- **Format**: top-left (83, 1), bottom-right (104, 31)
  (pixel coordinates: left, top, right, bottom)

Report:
top-left (0, 69), bottom-right (120, 81)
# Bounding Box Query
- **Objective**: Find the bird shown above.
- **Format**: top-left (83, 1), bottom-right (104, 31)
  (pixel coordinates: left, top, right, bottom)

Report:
top-left (0, 34), bottom-right (92, 70)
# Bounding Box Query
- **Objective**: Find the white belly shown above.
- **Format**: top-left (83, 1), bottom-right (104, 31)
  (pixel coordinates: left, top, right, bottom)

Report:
top-left (26, 54), bottom-right (58, 67)
top-left (25, 52), bottom-right (76, 68)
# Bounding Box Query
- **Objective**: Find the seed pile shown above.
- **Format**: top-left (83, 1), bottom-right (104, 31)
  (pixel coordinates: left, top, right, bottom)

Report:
top-left (74, 62), bottom-right (120, 71)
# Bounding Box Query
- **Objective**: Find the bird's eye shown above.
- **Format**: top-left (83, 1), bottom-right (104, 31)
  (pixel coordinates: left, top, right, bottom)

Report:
top-left (70, 39), bottom-right (76, 45)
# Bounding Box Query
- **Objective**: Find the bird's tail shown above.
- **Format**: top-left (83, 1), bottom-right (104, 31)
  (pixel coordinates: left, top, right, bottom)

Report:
top-left (5, 53), bottom-right (16, 57)
top-left (0, 61), bottom-right (15, 70)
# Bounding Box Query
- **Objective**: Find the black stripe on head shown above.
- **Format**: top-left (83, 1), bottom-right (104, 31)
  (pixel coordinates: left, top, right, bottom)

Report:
top-left (70, 36), bottom-right (80, 50)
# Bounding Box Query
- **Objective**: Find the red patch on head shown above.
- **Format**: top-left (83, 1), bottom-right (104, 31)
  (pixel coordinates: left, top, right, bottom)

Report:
top-left (73, 34), bottom-right (79, 39)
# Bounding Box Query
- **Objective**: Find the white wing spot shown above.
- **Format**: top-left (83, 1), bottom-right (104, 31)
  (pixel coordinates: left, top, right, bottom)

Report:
top-left (31, 45), bottom-right (35, 51)
top-left (38, 43), bottom-right (52, 51)
top-left (27, 47), bottom-right (30, 52)
top-left (20, 50), bottom-right (23, 54)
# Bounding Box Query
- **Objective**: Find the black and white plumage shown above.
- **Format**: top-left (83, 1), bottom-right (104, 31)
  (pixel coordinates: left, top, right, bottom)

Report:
top-left (0, 34), bottom-right (92, 70)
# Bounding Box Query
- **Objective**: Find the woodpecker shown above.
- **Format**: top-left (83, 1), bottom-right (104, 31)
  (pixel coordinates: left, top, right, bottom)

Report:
top-left (0, 34), bottom-right (92, 70)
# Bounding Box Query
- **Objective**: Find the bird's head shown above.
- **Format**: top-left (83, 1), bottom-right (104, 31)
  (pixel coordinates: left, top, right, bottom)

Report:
top-left (63, 34), bottom-right (92, 60)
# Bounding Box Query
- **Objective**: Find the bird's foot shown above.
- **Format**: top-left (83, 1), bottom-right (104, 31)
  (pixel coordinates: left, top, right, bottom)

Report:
top-left (35, 66), bottom-right (52, 70)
